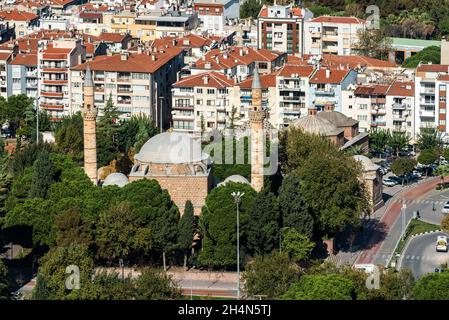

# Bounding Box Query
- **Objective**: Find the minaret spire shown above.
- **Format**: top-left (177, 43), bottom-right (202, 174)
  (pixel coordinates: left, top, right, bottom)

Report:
top-left (82, 63), bottom-right (98, 184)
top-left (249, 64), bottom-right (266, 192)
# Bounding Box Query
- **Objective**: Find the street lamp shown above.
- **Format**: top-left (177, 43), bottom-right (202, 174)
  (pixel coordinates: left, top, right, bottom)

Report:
top-left (401, 203), bottom-right (407, 241)
top-left (231, 191), bottom-right (244, 300)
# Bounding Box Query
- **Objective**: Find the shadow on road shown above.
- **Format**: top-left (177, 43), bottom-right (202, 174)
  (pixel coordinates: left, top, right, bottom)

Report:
top-left (336, 219), bottom-right (388, 253)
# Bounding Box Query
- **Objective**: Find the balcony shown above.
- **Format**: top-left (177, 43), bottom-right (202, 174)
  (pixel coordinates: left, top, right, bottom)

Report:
top-left (311, 32), bottom-right (321, 38)
top-left (41, 91), bottom-right (64, 98)
top-left (43, 79), bottom-right (68, 85)
top-left (392, 103), bottom-right (406, 110)
top-left (322, 45), bottom-right (338, 52)
top-left (371, 108), bottom-right (386, 115)
top-left (40, 103), bottom-right (65, 111)
top-left (117, 77), bottom-right (130, 83)
top-left (371, 121), bottom-right (386, 127)
top-left (279, 84), bottom-right (302, 90)
top-left (280, 95), bottom-right (302, 101)
top-left (420, 88), bottom-right (435, 94)
top-left (117, 87), bottom-right (133, 94)
top-left (173, 105), bottom-right (194, 110)
top-left (420, 99), bottom-right (435, 106)
top-left (393, 114), bottom-right (407, 121)
top-left (240, 95), bottom-right (252, 100)
top-left (371, 98), bottom-right (386, 104)
top-left (315, 89), bottom-right (335, 96)
top-left (420, 109), bottom-right (435, 117)
top-left (282, 107), bottom-right (301, 114)
top-left (95, 86), bottom-right (104, 92)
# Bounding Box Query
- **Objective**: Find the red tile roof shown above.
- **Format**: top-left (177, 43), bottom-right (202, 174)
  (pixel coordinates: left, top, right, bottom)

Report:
top-left (278, 64), bottom-right (314, 77)
top-left (72, 47), bottom-right (183, 73)
top-left (174, 71), bottom-right (235, 88)
top-left (417, 64), bottom-right (449, 73)
top-left (387, 81), bottom-right (414, 97)
top-left (258, 6), bottom-right (304, 18)
top-left (97, 32), bottom-right (128, 43)
top-left (438, 75), bottom-right (449, 81)
top-left (0, 52), bottom-right (11, 61)
top-left (239, 72), bottom-right (279, 89)
top-left (309, 68), bottom-right (351, 84)
top-left (152, 34), bottom-right (214, 50)
top-left (0, 10), bottom-right (38, 21)
top-left (354, 84), bottom-right (389, 96)
top-left (311, 16), bottom-right (365, 24)
top-left (10, 53), bottom-right (37, 66)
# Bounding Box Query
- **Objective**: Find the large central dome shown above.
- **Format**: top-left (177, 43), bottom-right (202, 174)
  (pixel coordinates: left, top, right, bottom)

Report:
top-left (292, 114), bottom-right (343, 136)
top-left (135, 132), bottom-right (211, 164)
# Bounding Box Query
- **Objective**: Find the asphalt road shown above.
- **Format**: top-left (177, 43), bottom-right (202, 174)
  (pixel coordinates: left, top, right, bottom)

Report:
top-left (400, 231), bottom-right (449, 279)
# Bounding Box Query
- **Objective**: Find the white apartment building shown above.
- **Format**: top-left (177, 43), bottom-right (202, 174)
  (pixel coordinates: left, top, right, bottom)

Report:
top-left (37, 38), bottom-right (86, 121)
top-left (171, 71), bottom-right (236, 133)
top-left (341, 81), bottom-right (415, 138)
top-left (70, 47), bottom-right (184, 129)
top-left (414, 64), bottom-right (449, 138)
top-left (304, 16), bottom-right (366, 55)
top-left (194, 0), bottom-right (240, 33)
top-left (257, 4), bottom-right (314, 54)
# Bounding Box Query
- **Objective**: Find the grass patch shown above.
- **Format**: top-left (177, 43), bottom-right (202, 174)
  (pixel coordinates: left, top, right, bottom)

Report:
top-left (395, 219), bottom-right (440, 255)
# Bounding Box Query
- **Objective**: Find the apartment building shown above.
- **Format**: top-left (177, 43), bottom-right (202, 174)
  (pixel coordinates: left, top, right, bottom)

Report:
top-left (0, 9), bottom-right (39, 38)
top-left (37, 38), bottom-right (86, 121)
top-left (414, 64), bottom-right (449, 136)
top-left (70, 47), bottom-right (184, 128)
top-left (135, 11), bottom-right (198, 40)
top-left (171, 71), bottom-right (236, 132)
top-left (194, 0), bottom-right (239, 33)
top-left (0, 52), bottom-right (13, 98)
top-left (191, 46), bottom-right (286, 81)
top-left (304, 16), bottom-right (366, 56)
top-left (308, 66), bottom-right (357, 112)
top-left (257, 4), bottom-right (314, 54)
top-left (7, 53), bottom-right (38, 99)
top-left (275, 64), bottom-right (314, 127)
top-left (342, 81), bottom-right (414, 137)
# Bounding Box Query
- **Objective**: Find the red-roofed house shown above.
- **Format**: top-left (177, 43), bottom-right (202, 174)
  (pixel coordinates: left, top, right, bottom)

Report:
top-left (37, 38), bottom-right (86, 120)
top-left (0, 9), bottom-right (39, 38)
top-left (304, 15), bottom-right (366, 56)
top-left (70, 47), bottom-right (185, 128)
top-left (257, 4), bottom-right (314, 54)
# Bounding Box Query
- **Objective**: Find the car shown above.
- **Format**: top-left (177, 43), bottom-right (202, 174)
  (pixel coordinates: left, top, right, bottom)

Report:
top-left (353, 264), bottom-right (376, 273)
top-left (436, 236), bottom-right (448, 252)
top-left (383, 178), bottom-right (397, 187)
top-left (412, 170), bottom-right (422, 178)
top-left (442, 205), bottom-right (449, 214)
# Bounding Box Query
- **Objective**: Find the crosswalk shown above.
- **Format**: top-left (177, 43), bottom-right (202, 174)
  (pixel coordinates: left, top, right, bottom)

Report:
top-left (355, 252), bottom-right (447, 262)
top-left (391, 199), bottom-right (447, 205)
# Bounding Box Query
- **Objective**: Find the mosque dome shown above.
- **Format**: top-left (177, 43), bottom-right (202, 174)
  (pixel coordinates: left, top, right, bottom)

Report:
top-left (353, 155), bottom-right (380, 172)
top-left (317, 110), bottom-right (358, 127)
top-left (217, 175), bottom-right (250, 187)
top-left (292, 114), bottom-right (342, 136)
top-left (102, 172), bottom-right (129, 188)
top-left (135, 132), bottom-right (210, 164)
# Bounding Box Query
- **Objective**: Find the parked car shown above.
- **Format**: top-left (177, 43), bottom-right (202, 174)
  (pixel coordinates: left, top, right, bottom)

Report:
top-left (383, 178), bottom-right (397, 187)
top-left (412, 170), bottom-right (422, 178)
top-left (442, 204), bottom-right (449, 214)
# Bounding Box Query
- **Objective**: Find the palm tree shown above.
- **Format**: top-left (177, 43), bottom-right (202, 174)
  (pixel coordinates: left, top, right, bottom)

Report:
top-left (435, 165), bottom-right (449, 185)
top-left (388, 131), bottom-right (410, 157)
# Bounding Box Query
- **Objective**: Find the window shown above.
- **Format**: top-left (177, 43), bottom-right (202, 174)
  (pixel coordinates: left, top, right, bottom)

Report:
top-left (207, 89), bottom-right (215, 94)
top-left (134, 96), bottom-right (149, 102)
top-left (106, 83), bottom-right (116, 89)
top-left (357, 115), bottom-right (367, 121)
top-left (206, 100), bottom-right (215, 106)
top-left (441, 96), bottom-right (447, 102)
top-left (440, 120), bottom-right (446, 125)
top-left (197, 88), bottom-right (203, 94)
top-left (440, 108), bottom-right (446, 114)
top-left (132, 73), bottom-right (149, 80)
top-left (73, 82), bottom-right (81, 88)
top-left (359, 104), bottom-right (368, 110)
top-left (349, 105), bottom-right (353, 109)
top-left (180, 87), bottom-right (193, 93)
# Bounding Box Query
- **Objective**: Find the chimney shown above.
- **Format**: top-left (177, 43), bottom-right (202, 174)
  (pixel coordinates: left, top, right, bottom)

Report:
top-left (120, 52), bottom-right (128, 61)
top-left (203, 75), bottom-right (209, 84)
top-left (183, 39), bottom-right (189, 46)
top-left (107, 48), bottom-right (112, 56)
top-left (308, 106), bottom-right (318, 116)
top-left (205, 62), bottom-right (211, 69)
top-left (324, 102), bottom-right (335, 112)
top-left (172, 39), bottom-right (177, 46)
top-left (137, 45), bottom-right (143, 54)
top-left (325, 68), bottom-right (330, 78)
top-left (239, 48), bottom-right (243, 56)
top-left (151, 54), bottom-right (157, 61)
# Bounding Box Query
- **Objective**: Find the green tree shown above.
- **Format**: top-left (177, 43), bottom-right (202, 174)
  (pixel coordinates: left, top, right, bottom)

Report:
top-left (354, 28), bottom-right (391, 60)
top-left (134, 268), bottom-right (181, 300)
top-left (198, 182), bottom-right (257, 268)
top-left (117, 115), bottom-right (157, 154)
top-left (54, 207), bottom-right (93, 247)
top-left (418, 148), bottom-right (439, 165)
top-left (32, 244), bottom-right (95, 300)
top-left (0, 94), bottom-right (34, 136)
top-left (281, 229), bottom-right (315, 262)
top-left (282, 274), bottom-right (356, 300)
top-left (242, 252), bottom-right (300, 299)
top-left (369, 129), bottom-right (390, 154)
top-left (240, 0), bottom-right (262, 18)
top-left (178, 201), bottom-right (196, 269)
top-left (412, 272), bottom-right (449, 300)
top-left (87, 271), bottom-right (135, 300)
top-left (278, 173), bottom-right (314, 238)
top-left (247, 189), bottom-right (280, 255)
top-left (96, 201), bottom-right (152, 264)
top-left (403, 46), bottom-right (441, 68)
top-left (54, 114), bottom-right (84, 162)
top-left (0, 259), bottom-right (10, 300)
top-left (416, 127), bottom-right (444, 151)
top-left (388, 131), bottom-right (410, 156)
top-left (391, 157), bottom-right (417, 176)
top-left (435, 165), bottom-right (449, 184)
top-left (29, 149), bottom-right (58, 198)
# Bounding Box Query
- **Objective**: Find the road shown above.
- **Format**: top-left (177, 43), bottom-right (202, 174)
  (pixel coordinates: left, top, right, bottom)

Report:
top-left (355, 177), bottom-right (444, 266)
top-left (399, 231), bottom-right (449, 279)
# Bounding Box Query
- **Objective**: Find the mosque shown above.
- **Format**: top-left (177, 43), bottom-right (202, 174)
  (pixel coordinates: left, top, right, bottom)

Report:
top-left (81, 65), bottom-right (382, 215)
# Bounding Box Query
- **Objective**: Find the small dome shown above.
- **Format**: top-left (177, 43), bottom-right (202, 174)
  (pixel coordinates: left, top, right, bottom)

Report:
top-left (217, 175), bottom-right (250, 187)
top-left (135, 132), bottom-right (210, 164)
top-left (103, 172), bottom-right (129, 188)
top-left (353, 155), bottom-right (379, 171)
top-left (292, 114), bottom-right (342, 136)
top-left (317, 111), bottom-right (358, 127)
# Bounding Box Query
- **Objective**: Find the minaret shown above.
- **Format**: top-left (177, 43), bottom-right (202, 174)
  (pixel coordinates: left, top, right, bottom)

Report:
top-left (249, 65), bottom-right (266, 192)
top-left (82, 64), bottom-right (98, 184)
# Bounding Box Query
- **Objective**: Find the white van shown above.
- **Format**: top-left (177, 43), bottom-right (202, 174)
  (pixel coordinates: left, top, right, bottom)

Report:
top-left (353, 264), bottom-right (376, 273)
top-left (436, 236), bottom-right (448, 252)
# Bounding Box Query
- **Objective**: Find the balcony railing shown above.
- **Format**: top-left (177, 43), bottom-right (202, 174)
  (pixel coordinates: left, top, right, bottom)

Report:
top-left (315, 89), bottom-right (335, 96)
top-left (117, 99), bottom-right (131, 105)
top-left (392, 103), bottom-right (406, 110)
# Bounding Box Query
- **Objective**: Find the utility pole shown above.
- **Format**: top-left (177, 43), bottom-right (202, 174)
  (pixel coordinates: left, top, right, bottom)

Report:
top-left (231, 191), bottom-right (244, 300)
top-left (402, 202), bottom-right (406, 240)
